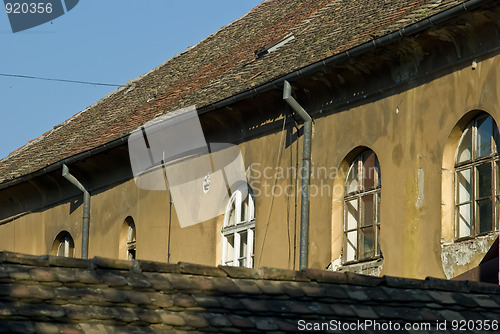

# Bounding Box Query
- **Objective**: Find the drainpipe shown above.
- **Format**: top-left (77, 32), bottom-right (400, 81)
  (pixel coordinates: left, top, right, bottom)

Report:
top-left (283, 80), bottom-right (312, 270)
top-left (62, 164), bottom-right (90, 259)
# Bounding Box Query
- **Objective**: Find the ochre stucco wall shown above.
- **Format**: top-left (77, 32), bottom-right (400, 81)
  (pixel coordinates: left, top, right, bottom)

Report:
top-left (0, 49), bottom-right (498, 280)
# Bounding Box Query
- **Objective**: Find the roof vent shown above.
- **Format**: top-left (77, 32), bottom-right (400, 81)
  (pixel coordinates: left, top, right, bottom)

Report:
top-left (255, 33), bottom-right (295, 59)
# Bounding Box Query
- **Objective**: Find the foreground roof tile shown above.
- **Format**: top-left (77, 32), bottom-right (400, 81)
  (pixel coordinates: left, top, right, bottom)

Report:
top-left (1, 251), bottom-right (499, 332)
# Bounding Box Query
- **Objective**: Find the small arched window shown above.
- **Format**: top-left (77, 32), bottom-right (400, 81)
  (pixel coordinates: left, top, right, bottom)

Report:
top-left (343, 150), bottom-right (381, 264)
top-left (124, 217), bottom-right (136, 260)
top-left (455, 114), bottom-right (499, 239)
top-left (51, 231), bottom-right (75, 258)
top-left (221, 187), bottom-right (255, 268)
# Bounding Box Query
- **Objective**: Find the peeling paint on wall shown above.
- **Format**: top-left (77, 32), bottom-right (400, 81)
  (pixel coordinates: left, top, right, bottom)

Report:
top-left (441, 234), bottom-right (498, 279)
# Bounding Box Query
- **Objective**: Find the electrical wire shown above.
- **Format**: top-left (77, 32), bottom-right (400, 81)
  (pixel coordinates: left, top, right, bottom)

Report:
top-left (256, 113), bottom-right (288, 268)
top-left (0, 73), bottom-right (122, 87)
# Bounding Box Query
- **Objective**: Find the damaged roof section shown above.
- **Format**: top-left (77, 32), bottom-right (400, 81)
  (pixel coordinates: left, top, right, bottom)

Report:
top-left (0, 0), bottom-right (482, 184)
top-left (0, 251), bottom-right (499, 332)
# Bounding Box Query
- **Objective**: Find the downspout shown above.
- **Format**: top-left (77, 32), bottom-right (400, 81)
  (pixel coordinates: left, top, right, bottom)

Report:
top-left (283, 80), bottom-right (312, 270)
top-left (62, 164), bottom-right (90, 259)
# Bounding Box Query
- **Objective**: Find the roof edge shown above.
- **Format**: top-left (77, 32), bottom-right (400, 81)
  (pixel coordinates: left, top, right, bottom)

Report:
top-left (1, 251), bottom-right (499, 294)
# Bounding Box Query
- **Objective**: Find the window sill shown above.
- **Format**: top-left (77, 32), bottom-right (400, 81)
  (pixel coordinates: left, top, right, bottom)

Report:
top-left (330, 257), bottom-right (383, 276)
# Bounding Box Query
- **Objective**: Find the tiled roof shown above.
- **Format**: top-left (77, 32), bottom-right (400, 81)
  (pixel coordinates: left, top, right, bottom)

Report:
top-left (0, 0), bottom-right (478, 183)
top-left (0, 252), bottom-right (499, 333)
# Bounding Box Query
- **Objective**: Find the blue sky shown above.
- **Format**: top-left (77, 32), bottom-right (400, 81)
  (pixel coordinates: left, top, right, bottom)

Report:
top-left (0, 0), bottom-right (262, 159)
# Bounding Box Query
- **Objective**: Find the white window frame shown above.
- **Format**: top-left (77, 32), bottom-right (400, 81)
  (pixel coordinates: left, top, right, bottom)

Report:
top-left (221, 188), bottom-right (255, 268)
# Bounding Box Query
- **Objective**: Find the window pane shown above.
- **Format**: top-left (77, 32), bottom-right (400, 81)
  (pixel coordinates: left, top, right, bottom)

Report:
top-left (241, 201), bottom-right (248, 223)
top-left (249, 228), bottom-right (255, 268)
top-left (456, 169), bottom-right (472, 204)
top-left (345, 199), bottom-right (358, 230)
top-left (458, 203), bottom-right (472, 238)
top-left (477, 199), bottom-right (493, 234)
top-left (228, 203), bottom-right (236, 226)
top-left (127, 249), bottom-right (136, 260)
top-left (359, 227), bottom-right (374, 260)
top-left (376, 225), bottom-right (380, 256)
top-left (362, 151), bottom-right (377, 190)
top-left (57, 242), bottom-right (65, 257)
top-left (345, 231), bottom-right (357, 262)
top-left (497, 161), bottom-right (500, 196)
top-left (376, 192), bottom-right (381, 224)
top-left (361, 194), bottom-right (374, 227)
top-left (346, 161), bottom-right (359, 194)
top-left (494, 121), bottom-right (500, 154)
top-left (477, 116), bottom-right (493, 158)
top-left (456, 125), bottom-right (472, 163)
top-left (225, 235), bottom-right (234, 266)
top-left (476, 163), bottom-right (492, 198)
top-left (239, 231), bottom-right (248, 267)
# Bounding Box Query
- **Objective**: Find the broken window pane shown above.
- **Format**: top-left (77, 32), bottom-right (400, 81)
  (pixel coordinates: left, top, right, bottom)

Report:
top-left (456, 125), bottom-right (472, 163)
top-left (346, 161), bottom-right (360, 194)
top-left (359, 227), bottom-right (374, 260)
top-left (362, 151), bottom-right (376, 190)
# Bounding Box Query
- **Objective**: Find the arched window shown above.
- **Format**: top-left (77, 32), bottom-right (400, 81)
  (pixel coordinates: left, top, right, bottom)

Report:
top-left (51, 231), bottom-right (75, 258)
top-left (221, 187), bottom-right (255, 268)
top-left (455, 114), bottom-right (499, 239)
top-left (121, 217), bottom-right (136, 260)
top-left (343, 150), bottom-right (381, 264)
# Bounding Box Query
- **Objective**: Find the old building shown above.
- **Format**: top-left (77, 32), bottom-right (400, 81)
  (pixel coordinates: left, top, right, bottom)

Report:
top-left (0, 0), bottom-right (499, 282)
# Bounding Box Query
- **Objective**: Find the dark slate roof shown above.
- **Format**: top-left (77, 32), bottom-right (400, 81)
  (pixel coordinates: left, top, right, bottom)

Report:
top-left (0, 252), bottom-right (499, 333)
top-left (0, 0), bottom-right (475, 184)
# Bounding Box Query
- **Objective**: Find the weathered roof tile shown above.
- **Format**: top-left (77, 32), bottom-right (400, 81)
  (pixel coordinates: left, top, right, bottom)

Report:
top-left (227, 314), bottom-right (256, 329)
top-left (469, 294), bottom-right (500, 308)
top-left (205, 313), bottom-right (233, 328)
top-left (1, 251), bottom-right (500, 332)
top-left (158, 312), bottom-right (186, 327)
top-left (427, 290), bottom-right (459, 305)
top-left (330, 303), bottom-right (357, 318)
top-left (219, 265), bottom-right (260, 279)
top-left (211, 276), bottom-right (242, 295)
top-left (179, 262), bottom-right (227, 277)
top-left (181, 313), bottom-right (210, 329)
top-left (352, 305), bottom-right (379, 319)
